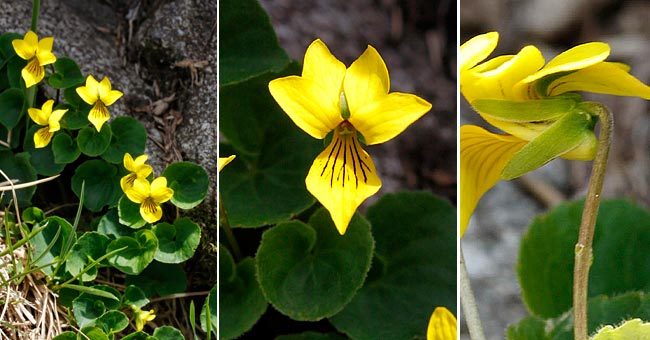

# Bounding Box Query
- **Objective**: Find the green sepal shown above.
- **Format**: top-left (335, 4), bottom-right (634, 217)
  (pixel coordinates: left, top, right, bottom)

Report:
top-left (472, 94), bottom-right (581, 123)
top-left (502, 110), bottom-right (596, 179)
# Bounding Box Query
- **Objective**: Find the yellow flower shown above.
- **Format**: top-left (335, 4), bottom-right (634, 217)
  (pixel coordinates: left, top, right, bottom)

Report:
top-left (124, 177), bottom-right (174, 224)
top-left (427, 306), bottom-right (457, 340)
top-left (76, 75), bottom-right (123, 132)
top-left (12, 30), bottom-right (56, 88)
top-left (120, 153), bottom-right (153, 192)
top-left (218, 155), bottom-right (235, 172)
top-left (27, 99), bottom-right (67, 148)
top-left (459, 32), bottom-right (650, 236)
top-left (269, 39), bottom-right (431, 234)
top-left (132, 306), bottom-right (156, 331)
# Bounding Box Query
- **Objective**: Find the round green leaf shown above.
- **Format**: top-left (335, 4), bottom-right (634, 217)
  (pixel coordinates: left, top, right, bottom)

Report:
top-left (330, 192), bottom-right (457, 340)
top-left (219, 67), bottom-right (321, 227)
top-left (0, 32), bottom-right (21, 59)
top-left (118, 195), bottom-right (147, 229)
top-left (152, 217), bottom-right (201, 263)
top-left (120, 331), bottom-right (154, 340)
top-left (23, 125), bottom-right (66, 176)
top-left (518, 200), bottom-right (650, 318)
top-left (275, 333), bottom-right (350, 340)
top-left (0, 88), bottom-right (25, 129)
top-left (72, 286), bottom-right (121, 328)
top-left (0, 151), bottom-right (37, 206)
top-left (162, 162), bottom-right (209, 209)
top-left (201, 284), bottom-right (218, 337)
top-left (30, 216), bottom-right (74, 277)
top-left (124, 261), bottom-right (187, 297)
top-left (219, 247), bottom-right (266, 339)
top-left (61, 102), bottom-right (90, 130)
top-left (152, 326), bottom-right (185, 340)
top-left (123, 285), bottom-right (149, 308)
top-left (97, 209), bottom-right (135, 239)
top-left (95, 310), bottom-right (129, 335)
top-left (257, 208), bottom-right (374, 321)
top-left (78, 327), bottom-right (109, 340)
top-left (22, 206), bottom-right (45, 224)
top-left (220, 0), bottom-right (290, 85)
top-left (106, 230), bottom-right (158, 275)
top-left (47, 57), bottom-right (84, 89)
top-left (66, 232), bottom-right (110, 282)
top-left (77, 124), bottom-right (112, 156)
top-left (52, 133), bottom-right (81, 164)
top-left (101, 116), bottom-right (147, 164)
top-left (72, 160), bottom-right (125, 212)
top-left (52, 331), bottom-right (76, 340)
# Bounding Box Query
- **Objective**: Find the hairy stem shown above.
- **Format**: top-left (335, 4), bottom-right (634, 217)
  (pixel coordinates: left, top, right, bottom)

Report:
top-left (460, 245), bottom-right (486, 340)
top-left (219, 197), bottom-right (241, 261)
top-left (573, 103), bottom-right (613, 340)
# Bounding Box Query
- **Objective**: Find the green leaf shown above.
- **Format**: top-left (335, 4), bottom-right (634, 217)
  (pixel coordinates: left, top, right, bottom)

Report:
top-left (152, 326), bottom-right (185, 340)
top-left (97, 209), bottom-right (135, 239)
top-left (201, 284), bottom-right (218, 338)
top-left (330, 192), bottom-right (457, 340)
top-left (125, 261), bottom-right (187, 297)
top-left (0, 151), bottom-right (37, 206)
top-left (72, 286), bottom-right (121, 327)
top-left (518, 200), bottom-right (650, 318)
top-left (59, 284), bottom-right (120, 301)
top-left (72, 160), bottom-right (125, 212)
top-left (101, 116), bottom-right (147, 164)
top-left (590, 319), bottom-right (650, 340)
top-left (23, 125), bottom-right (66, 176)
top-left (219, 67), bottom-right (322, 227)
top-left (61, 103), bottom-right (90, 129)
top-left (66, 232), bottom-right (110, 281)
top-left (52, 331), bottom-right (76, 340)
top-left (118, 195), bottom-right (147, 229)
top-left (78, 327), bottom-right (109, 340)
top-left (257, 208), bottom-right (374, 321)
top-left (95, 310), bottom-right (129, 334)
top-left (0, 88), bottom-right (25, 129)
top-left (77, 124), bottom-right (112, 157)
top-left (218, 247), bottom-right (266, 339)
top-left (107, 230), bottom-right (158, 275)
top-left (48, 57), bottom-right (85, 89)
top-left (30, 216), bottom-right (74, 277)
top-left (152, 217), bottom-right (201, 263)
top-left (508, 292), bottom-right (650, 340)
top-left (52, 132), bottom-right (81, 164)
top-left (121, 331), bottom-right (155, 340)
top-left (22, 206), bottom-right (45, 224)
top-left (275, 333), bottom-right (350, 340)
top-left (219, 0), bottom-right (290, 85)
top-left (0, 32), bottom-right (21, 59)
top-left (162, 162), bottom-right (209, 209)
top-left (123, 285), bottom-right (149, 308)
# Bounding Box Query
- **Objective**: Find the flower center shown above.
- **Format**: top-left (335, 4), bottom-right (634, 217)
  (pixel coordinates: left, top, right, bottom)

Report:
top-left (320, 123), bottom-right (371, 189)
top-left (142, 198), bottom-right (158, 214)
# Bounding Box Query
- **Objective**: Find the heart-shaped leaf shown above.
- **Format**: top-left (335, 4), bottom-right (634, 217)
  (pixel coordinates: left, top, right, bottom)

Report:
top-left (101, 116), bottom-right (147, 164)
top-left (0, 88), bottom-right (25, 129)
top-left (52, 132), bottom-right (81, 164)
top-left (48, 57), bottom-right (84, 89)
top-left (66, 232), bottom-right (110, 281)
top-left (152, 217), bottom-right (201, 263)
top-left (118, 195), bottom-right (147, 229)
top-left (257, 208), bottom-right (374, 321)
top-left (77, 124), bottom-right (112, 157)
top-left (106, 230), bottom-right (158, 275)
top-left (162, 162), bottom-right (209, 209)
top-left (0, 151), bottom-right (36, 206)
top-left (153, 326), bottom-right (185, 340)
top-left (72, 160), bottom-right (125, 212)
top-left (23, 125), bottom-right (66, 176)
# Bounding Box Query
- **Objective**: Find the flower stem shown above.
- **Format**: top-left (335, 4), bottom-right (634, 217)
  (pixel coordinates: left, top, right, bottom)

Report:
top-left (573, 103), bottom-right (613, 340)
top-left (219, 197), bottom-right (241, 261)
top-left (31, 0), bottom-right (40, 32)
top-left (460, 245), bottom-right (486, 340)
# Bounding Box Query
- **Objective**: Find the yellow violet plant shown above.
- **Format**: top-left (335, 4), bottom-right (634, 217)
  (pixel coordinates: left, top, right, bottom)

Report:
top-left (460, 32), bottom-right (650, 340)
top-left (269, 39), bottom-right (432, 234)
top-left (0, 1), bottom-right (211, 338)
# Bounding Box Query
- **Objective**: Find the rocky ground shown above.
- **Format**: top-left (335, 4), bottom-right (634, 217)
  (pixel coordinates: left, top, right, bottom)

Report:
top-left (462, 0), bottom-right (650, 338)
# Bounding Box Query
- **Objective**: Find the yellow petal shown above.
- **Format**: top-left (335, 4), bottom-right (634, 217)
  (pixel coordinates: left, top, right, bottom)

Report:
top-left (461, 46), bottom-right (545, 103)
top-left (33, 127), bottom-right (53, 148)
top-left (547, 62), bottom-right (650, 99)
top-left (523, 42), bottom-right (610, 84)
top-left (12, 31), bottom-right (37, 60)
top-left (120, 173), bottom-right (138, 192)
top-left (269, 76), bottom-right (343, 139)
top-left (140, 198), bottom-right (163, 224)
top-left (48, 109), bottom-right (67, 131)
top-left (460, 125), bottom-right (527, 236)
top-left (218, 155), bottom-right (236, 172)
top-left (37, 37), bottom-right (56, 65)
top-left (22, 58), bottom-right (44, 88)
top-left (348, 92), bottom-right (431, 145)
top-left (460, 31), bottom-right (499, 71)
top-left (305, 126), bottom-right (381, 234)
top-left (150, 177), bottom-right (174, 203)
top-left (76, 78), bottom-right (99, 105)
top-left (343, 45), bottom-right (390, 117)
top-left (88, 101), bottom-right (110, 132)
top-left (302, 39), bottom-right (347, 110)
top-left (427, 307), bottom-right (457, 340)
top-left (28, 100), bottom-right (50, 126)
top-left (97, 77), bottom-right (123, 105)
top-left (125, 178), bottom-right (150, 204)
